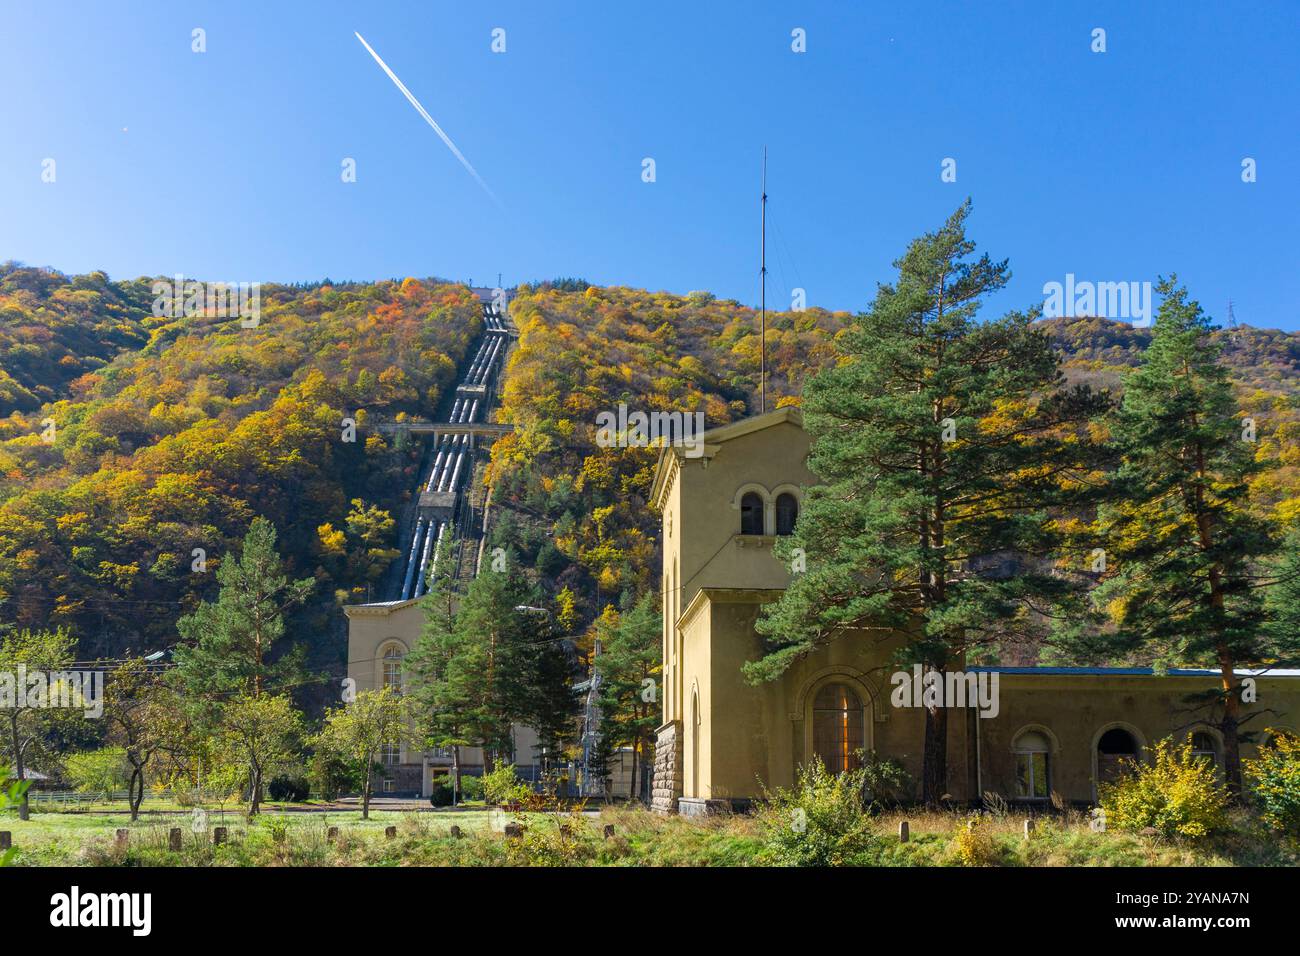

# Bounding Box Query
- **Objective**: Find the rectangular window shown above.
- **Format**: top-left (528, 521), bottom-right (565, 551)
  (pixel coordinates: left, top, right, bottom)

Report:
top-left (1015, 752), bottom-right (1049, 799)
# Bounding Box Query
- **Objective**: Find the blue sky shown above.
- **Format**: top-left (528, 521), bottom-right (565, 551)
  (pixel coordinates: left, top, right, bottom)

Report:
top-left (2, 1), bottom-right (1297, 329)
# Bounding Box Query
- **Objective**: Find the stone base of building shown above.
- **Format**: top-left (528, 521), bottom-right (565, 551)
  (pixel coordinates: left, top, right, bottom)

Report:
top-left (650, 720), bottom-right (682, 813)
top-left (677, 797), bottom-right (733, 818)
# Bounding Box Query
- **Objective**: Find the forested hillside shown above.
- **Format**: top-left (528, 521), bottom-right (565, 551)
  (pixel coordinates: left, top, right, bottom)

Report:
top-left (1, 265), bottom-right (1297, 668)
top-left (0, 265), bottom-right (481, 660)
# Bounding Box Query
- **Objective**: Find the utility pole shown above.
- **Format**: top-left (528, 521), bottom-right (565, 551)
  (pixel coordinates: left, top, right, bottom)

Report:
top-left (760, 147), bottom-right (768, 415)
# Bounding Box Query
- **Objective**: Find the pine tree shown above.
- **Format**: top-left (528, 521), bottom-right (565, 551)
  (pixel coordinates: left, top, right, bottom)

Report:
top-left (595, 594), bottom-right (662, 801)
top-left (1087, 277), bottom-right (1284, 793)
top-left (751, 202), bottom-right (1107, 803)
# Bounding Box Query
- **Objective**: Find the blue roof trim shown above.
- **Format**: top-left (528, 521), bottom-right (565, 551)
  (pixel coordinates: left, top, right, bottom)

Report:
top-left (967, 666), bottom-right (1300, 678)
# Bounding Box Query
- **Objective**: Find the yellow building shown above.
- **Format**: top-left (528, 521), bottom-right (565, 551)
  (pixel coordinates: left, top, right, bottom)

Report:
top-left (648, 407), bottom-right (1300, 815)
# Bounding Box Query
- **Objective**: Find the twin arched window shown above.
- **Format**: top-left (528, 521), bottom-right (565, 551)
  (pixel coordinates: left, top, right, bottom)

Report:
top-left (738, 490), bottom-right (799, 536)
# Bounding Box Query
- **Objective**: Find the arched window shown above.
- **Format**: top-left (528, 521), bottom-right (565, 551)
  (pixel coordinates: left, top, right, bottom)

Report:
top-left (382, 645), bottom-right (404, 693)
top-left (775, 493), bottom-right (798, 536)
top-left (1190, 731), bottom-right (1219, 769)
top-left (1096, 727), bottom-right (1139, 785)
top-left (1013, 730), bottom-right (1051, 800)
top-left (812, 683), bottom-right (864, 774)
top-left (740, 492), bottom-right (764, 536)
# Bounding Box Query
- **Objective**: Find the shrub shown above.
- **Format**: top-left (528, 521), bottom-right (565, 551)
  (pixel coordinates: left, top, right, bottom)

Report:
top-left (1245, 729), bottom-right (1300, 837)
top-left (758, 757), bottom-right (881, 866)
top-left (267, 775), bottom-right (310, 802)
top-left (859, 751), bottom-right (913, 809)
top-left (481, 764), bottom-right (531, 806)
top-left (951, 813), bottom-right (999, 866)
top-left (1099, 737), bottom-right (1229, 839)
top-left (459, 775), bottom-right (484, 801)
top-left (429, 782), bottom-right (454, 807)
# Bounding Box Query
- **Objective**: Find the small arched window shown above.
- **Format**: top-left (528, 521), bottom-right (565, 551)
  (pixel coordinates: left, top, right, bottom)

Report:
top-left (811, 683), bottom-right (864, 774)
top-left (382, 645), bottom-right (404, 693)
top-left (775, 493), bottom-right (798, 536)
top-left (740, 492), bottom-right (764, 536)
top-left (1013, 730), bottom-right (1051, 799)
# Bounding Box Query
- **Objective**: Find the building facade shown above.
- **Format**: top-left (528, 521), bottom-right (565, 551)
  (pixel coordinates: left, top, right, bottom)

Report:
top-left (649, 407), bottom-right (1300, 814)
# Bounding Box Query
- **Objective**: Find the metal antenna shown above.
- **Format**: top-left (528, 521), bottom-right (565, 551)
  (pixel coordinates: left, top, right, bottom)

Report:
top-left (760, 147), bottom-right (768, 415)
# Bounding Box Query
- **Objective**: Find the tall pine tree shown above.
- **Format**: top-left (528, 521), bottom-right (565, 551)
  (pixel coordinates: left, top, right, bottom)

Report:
top-left (1084, 277), bottom-right (1286, 793)
top-left (751, 202), bottom-right (1107, 803)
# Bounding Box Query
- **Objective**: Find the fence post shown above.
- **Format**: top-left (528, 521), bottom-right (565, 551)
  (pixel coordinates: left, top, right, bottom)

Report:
top-left (168, 828), bottom-right (182, 851)
top-left (898, 821), bottom-right (910, 843)
top-left (0, 832), bottom-right (10, 851)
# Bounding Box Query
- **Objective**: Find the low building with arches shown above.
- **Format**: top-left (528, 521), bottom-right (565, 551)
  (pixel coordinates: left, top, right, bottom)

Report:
top-left (648, 407), bottom-right (1300, 813)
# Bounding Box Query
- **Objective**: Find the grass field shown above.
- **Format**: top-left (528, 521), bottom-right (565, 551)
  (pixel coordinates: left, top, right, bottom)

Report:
top-left (3, 803), bottom-right (1296, 867)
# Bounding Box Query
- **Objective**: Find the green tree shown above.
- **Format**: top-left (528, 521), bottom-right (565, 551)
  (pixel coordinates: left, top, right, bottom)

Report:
top-left (173, 517), bottom-right (315, 699)
top-left (0, 627), bottom-right (79, 820)
top-left (595, 594), bottom-right (662, 801)
top-left (314, 687), bottom-right (413, 819)
top-left (63, 747), bottom-right (131, 799)
top-left (102, 658), bottom-right (186, 820)
top-left (750, 202), bottom-right (1107, 803)
top-left (217, 693), bottom-right (302, 816)
top-left (1084, 278), bottom-right (1287, 793)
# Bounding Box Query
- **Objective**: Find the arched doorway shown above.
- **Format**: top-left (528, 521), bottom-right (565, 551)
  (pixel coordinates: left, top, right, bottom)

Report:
top-left (811, 683), bottom-right (865, 773)
top-left (1095, 726), bottom-right (1140, 788)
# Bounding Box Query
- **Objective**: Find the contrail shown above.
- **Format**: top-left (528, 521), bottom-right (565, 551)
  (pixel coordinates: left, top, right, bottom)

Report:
top-left (354, 31), bottom-right (500, 205)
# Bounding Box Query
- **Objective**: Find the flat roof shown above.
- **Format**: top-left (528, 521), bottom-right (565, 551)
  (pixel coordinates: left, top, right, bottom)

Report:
top-left (968, 666), bottom-right (1300, 678)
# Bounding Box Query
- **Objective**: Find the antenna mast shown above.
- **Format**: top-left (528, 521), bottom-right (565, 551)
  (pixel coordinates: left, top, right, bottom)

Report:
top-left (760, 147), bottom-right (768, 414)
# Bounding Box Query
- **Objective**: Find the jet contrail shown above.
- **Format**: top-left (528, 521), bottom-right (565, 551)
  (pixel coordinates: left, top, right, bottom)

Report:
top-left (354, 31), bottom-right (500, 205)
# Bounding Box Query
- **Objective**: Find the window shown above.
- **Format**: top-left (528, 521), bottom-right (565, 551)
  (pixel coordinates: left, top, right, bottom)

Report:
top-left (775, 493), bottom-right (798, 536)
top-left (1190, 731), bottom-right (1219, 769)
top-left (382, 645), bottom-right (403, 693)
top-left (1096, 727), bottom-right (1139, 785)
top-left (740, 492), bottom-right (764, 535)
top-left (811, 683), bottom-right (864, 774)
top-left (381, 741), bottom-right (400, 766)
top-left (1014, 730), bottom-right (1051, 799)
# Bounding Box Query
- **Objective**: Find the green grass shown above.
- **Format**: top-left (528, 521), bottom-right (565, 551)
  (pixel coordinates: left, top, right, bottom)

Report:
top-left (1, 804), bottom-right (1294, 867)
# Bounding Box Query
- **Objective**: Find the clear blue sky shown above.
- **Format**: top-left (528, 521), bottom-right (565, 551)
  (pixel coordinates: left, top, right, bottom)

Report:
top-left (2, 1), bottom-right (1297, 329)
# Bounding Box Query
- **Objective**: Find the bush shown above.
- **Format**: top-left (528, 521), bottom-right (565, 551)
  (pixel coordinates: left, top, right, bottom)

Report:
top-left (759, 757), bottom-right (881, 866)
top-left (1245, 729), bottom-right (1300, 837)
top-left (951, 813), bottom-right (999, 866)
top-left (859, 751), bottom-right (913, 809)
top-left (481, 764), bottom-right (531, 806)
top-left (1099, 737), bottom-right (1229, 839)
top-left (459, 775), bottom-right (484, 801)
top-left (429, 782), bottom-right (454, 807)
top-left (267, 775), bottom-right (310, 802)
top-left (308, 752), bottom-right (355, 801)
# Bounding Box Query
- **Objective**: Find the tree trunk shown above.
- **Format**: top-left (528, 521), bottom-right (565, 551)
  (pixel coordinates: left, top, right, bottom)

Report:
top-left (1218, 651), bottom-right (1243, 797)
top-left (362, 760), bottom-right (372, 820)
top-left (452, 746), bottom-right (462, 806)
top-left (249, 766), bottom-right (262, 816)
top-left (629, 739), bottom-right (640, 802)
top-left (129, 766), bottom-right (143, 821)
top-left (10, 716), bottom-right (29, 821)
top-left (922, 703), bottom-right (948, 806)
